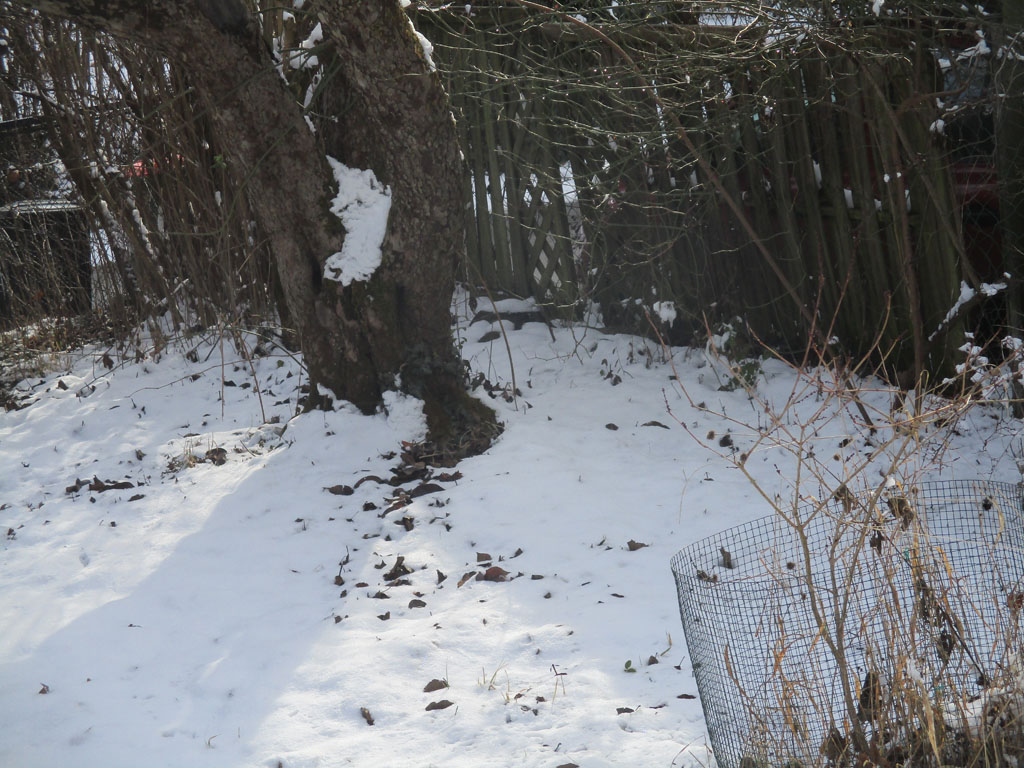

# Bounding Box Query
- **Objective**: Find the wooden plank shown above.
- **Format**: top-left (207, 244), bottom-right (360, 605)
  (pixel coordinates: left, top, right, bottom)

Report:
top-left (732, 69), bottom-right (785, 323)
top-left (475, 33), bottom-right (514, 293)
top-left (524, 190), bottom-right (558, 282)
top-left (784, 62), bottom-right (839, 328)
top-left (837, 56), bottom-right (900, 356)
top-left (465, 61), bottom-right (497, 288)
top-left (534, 113), bottom-right (575, 301)
top-left (803, 56), bottom-right (865, 343)
top-left (495, 47), bottom-right (530, 296)
top-left (763, 71), bottom-right (807, 315)
top-left (451, 88), bottom-right (481, 284)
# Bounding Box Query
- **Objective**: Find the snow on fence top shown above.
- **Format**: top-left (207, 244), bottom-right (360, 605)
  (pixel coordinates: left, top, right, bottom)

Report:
top-left (671, 480), bottom-right (1024, 768)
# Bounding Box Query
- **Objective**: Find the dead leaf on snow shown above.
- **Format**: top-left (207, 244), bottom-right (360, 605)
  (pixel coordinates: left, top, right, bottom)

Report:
top-left (377, 611), bottom-right (391, 621)
top-left (425, 700), bottom-right (453, 711)
top-left (385, 497), bottom-right (410, 514)
top-left (719, 546), bottom-right (734, 569)
top-left (410, 482), bottom-right (444, 498)
top-left (627, 539), bottom-right (648, 551)
top-left (88, 477), bottom-right (135, 492)
top-left (479, 566), bottom-right (509, 582)
top-left (353, 474), bottom-right (386, 489)
top-left (205, 447), bottom-right (227, 465)
top-left (383, 556), bottom-right (413, 581)
top-left (65, 478), bottom-right (89, 494)
top-left (423, 679), bottom-right (448, 693)
top-left (360, 707), bottom-right (374, 725)
top-left (408, 599), bottom-right (426, 608)
top-left (325, 484), bottom-right (354, 496)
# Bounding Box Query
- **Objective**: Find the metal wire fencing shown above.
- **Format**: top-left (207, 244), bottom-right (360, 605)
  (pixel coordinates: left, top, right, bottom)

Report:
top-left (671, 480), bottom-right (1024, 768)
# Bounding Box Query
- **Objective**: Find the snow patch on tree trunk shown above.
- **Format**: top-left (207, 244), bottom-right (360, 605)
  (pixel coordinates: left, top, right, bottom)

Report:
top-left (324, 156), bottom-right (392, 286)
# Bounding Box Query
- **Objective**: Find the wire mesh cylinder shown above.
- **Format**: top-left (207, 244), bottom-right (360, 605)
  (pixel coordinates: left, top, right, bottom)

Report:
top-left (670, 480), bottom-right (1024, 768)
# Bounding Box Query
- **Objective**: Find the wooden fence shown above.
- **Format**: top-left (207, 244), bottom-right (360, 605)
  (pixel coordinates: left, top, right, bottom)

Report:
top-left (417, 7), bottom-right (989, 378)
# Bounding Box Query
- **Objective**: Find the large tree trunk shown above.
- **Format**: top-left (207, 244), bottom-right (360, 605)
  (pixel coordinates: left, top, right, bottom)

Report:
top-left (17, 0), bottom-right (499, 459)
top-left (309, 1), bottom-right (495, 447)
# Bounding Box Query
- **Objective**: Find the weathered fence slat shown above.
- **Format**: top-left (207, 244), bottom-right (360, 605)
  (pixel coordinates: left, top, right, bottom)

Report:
top-left (419, 9), bottom-right (977, 376)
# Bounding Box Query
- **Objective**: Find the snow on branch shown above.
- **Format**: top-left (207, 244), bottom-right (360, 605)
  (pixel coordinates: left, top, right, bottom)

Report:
top-left (928, 278), bottom-right (1007, 343)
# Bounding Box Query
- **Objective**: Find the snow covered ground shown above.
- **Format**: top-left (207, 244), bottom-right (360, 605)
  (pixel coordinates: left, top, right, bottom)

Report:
top-left (1, 294), bottom-right (1021, 768)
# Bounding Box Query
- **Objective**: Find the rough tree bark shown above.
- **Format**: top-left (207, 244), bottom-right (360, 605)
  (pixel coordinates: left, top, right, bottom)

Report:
top-left (308, 1), bottom-right (496, 449)
top-left (16, 0), bottom-right (499, 460)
